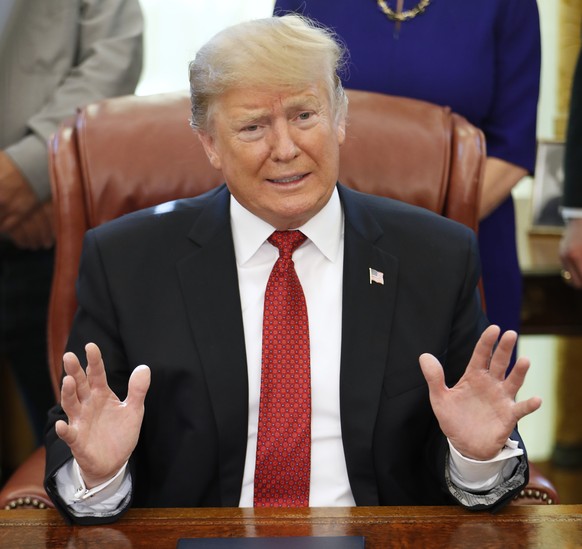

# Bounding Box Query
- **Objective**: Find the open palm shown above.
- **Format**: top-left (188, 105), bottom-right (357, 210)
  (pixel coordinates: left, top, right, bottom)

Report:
top-left (419, 325), bottom-right (542, 461)
top-left (55, 343), bottom-right (151, 488)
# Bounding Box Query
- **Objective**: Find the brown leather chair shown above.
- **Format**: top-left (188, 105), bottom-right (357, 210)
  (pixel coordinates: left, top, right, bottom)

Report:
top-left (0, 89), bottom-right (558, 509)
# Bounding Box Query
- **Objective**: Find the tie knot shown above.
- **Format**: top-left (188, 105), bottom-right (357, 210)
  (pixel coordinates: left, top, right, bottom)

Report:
top-left (268, 230), bottom-right (307, 259)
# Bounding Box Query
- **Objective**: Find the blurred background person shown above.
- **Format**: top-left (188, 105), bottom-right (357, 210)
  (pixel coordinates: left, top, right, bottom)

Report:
top-left (553, 42), bottom-right (582, 469)
top-left (560, 44), bottom-right (582, 288)
top-left (273, 0), bottom-right (541, 369)
top-left (0, 0), bottom-right (143, 482)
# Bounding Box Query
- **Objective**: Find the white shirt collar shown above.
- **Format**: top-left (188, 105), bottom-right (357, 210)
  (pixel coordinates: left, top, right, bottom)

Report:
top-left (230, 187), bottom-right (344, 265)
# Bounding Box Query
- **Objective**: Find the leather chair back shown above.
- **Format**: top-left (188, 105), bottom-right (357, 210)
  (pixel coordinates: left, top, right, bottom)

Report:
top-left (47, 88), bottom-right (485, 394)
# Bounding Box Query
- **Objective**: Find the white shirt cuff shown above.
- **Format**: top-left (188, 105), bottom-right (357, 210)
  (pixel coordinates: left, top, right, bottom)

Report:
top-left (448, 438), bottom-right (523, 492)
top-left (54, 459), bottom-right (132, 516)
top-left (561, 207), bottom-right (582, 220)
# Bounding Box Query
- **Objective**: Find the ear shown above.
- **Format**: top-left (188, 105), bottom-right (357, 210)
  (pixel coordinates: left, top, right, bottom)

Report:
top-left (197, 131), bottom-right (222, 170)
top-left (336, 114), bottom-right (346, 146)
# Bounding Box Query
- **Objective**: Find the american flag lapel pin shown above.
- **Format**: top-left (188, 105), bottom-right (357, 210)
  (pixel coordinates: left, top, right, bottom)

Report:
top-left (369, 267), bottom-right (384, 285)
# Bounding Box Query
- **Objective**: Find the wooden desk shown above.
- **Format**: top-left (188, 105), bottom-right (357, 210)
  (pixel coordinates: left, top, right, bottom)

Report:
top-left (1, 506), bottom-right (581, 548)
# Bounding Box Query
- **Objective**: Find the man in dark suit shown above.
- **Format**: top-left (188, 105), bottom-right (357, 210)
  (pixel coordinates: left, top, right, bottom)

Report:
top-left (44, 15), bottom-right (541, 525)
top-left (555, 44), bottom-right (582, 468)
top-left (560, 45), bottom-right (582, 288)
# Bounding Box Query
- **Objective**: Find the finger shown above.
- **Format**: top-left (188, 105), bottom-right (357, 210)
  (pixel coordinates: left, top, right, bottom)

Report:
top-left (14, 205), bottom-right (55, 249)
top-left (0, 197), bottom-right (37, 233)
top-left (59, 374), bottom-right (83, 421)
top-left (569, 261), bottom-right (582, 289)
top-left (0, 212), bottom-right (25, 233)
top-left (55, 418), bottom-right (78, 447)
top-left (6, 224), bottom-right (27, 248)
top-left (63, 351), bottom-right (92, 402)
top-left (488, 329), bottom-right (518, 380)
top-left (560, 240), bottom-right (582, 288)
top-left (513, 395), bottom-right (542, 421)
top-left (465, 325), bottom-right (501, 374)
top-left (7, 217), bottom-right (36, 249)
top-left (18, 217), bottom-right (45, 250)
top-left (18, 209), bottom-right (48, 249)
top-left (125, 365), bottom-right (151, 408)
top-left (503, 356), bottom-right (532, 396)
top-left (85, 342), bottom-right (109, 391)
top-left (419, 353), bottom-right (447, 399)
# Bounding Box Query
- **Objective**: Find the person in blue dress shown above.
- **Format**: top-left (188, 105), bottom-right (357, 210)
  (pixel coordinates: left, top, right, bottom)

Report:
top-left (273, 0), bottom-right (541, 367)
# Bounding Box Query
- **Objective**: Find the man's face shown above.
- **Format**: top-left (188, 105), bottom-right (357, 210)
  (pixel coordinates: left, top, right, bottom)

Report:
top-left (198, 82), bottom-right (346, 230)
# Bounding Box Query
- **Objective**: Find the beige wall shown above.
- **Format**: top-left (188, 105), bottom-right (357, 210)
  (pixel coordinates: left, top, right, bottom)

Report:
top-left (136, 0), bottom-right (275, 95)
top-left (538, 0), bottom-right (582, 140)
top-left (556, 0), bottom-right (582, 138)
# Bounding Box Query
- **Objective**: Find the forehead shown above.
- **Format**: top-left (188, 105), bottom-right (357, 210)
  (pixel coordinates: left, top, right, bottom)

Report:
top-left (213, 82), bottom-right (330, 118)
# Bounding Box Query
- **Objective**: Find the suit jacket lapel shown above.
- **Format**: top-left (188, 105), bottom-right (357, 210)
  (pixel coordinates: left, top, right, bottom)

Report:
top-left (176, 186), bottom-right (248, 506)
top-left (338, 185), bottom-right (399, 505)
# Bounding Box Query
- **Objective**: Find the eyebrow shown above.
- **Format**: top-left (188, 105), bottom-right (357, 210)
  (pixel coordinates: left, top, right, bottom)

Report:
top-left (232, 97), bottom-right (323, 126)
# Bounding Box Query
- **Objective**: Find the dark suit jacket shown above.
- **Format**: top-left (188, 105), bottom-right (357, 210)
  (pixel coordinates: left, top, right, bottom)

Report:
top-left (563, 46), bottom-right (582, 207)
top-left (45, 184), bottom-right (527, 524)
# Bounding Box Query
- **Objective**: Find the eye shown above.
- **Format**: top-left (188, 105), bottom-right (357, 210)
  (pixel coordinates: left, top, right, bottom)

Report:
top-left (243, 124), bottom-right (259, 132)
top-left (297, 112), bottom-right (311, 121)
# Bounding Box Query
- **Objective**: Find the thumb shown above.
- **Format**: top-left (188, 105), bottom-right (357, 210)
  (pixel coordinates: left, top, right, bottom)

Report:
top-left (126, 365), bottom-right (151, 407)
top-left (419, 353), bottom-right (446, 396)
top-left (55, 419), bottom-right (76, 446)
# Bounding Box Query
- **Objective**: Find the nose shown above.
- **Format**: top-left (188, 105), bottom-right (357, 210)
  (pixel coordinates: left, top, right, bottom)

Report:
top-left (269, 122), bottom-right (299, 162)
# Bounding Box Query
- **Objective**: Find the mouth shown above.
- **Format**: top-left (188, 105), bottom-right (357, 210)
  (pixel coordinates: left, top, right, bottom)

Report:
top-left (267, 173), bottom-right (308, 184)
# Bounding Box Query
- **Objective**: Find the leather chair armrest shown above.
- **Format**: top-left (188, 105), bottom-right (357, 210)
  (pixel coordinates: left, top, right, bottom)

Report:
top-left (0, 447), bottom-right (53, 509)
top-left (511, 462), bottom-right (559, 505)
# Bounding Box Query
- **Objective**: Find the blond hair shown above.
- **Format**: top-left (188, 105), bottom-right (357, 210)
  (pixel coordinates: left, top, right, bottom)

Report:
top-left (189, 15), bottom-right (348, 132)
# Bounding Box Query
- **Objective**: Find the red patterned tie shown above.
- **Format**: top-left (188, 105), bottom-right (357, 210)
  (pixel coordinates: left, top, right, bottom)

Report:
top-left (254, 230), bottom-right (311, 507)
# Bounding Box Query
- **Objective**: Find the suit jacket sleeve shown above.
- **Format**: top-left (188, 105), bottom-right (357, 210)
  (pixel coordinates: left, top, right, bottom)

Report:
top-left (44, 228), bottom-right (136, 525)
top-left (563, 46), bottom-right (582, 208)
top-left (338, 189), bottom-right (528, 511)
top-left (3, 0), bottom-right (143, 200)
top-left (432, 229), bottom-right (528, 511)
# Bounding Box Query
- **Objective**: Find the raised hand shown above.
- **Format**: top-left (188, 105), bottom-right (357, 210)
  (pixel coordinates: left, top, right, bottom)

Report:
top-left (55, 343), bottom-right (151, 488)
top-left (0, 151), bottom-right (40, 233)
top-left (8, 200), bottom-right (54, 250)
top-left (419, 325), bottom-right (542, 461)
top-left (559, 218), bottom-right (582, 288)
